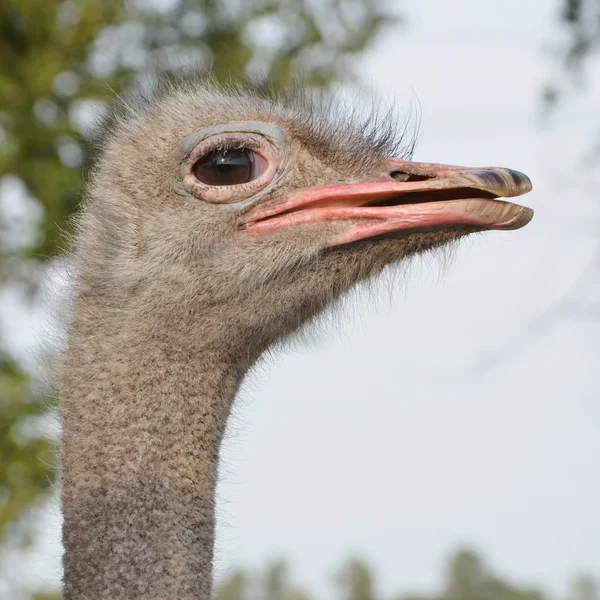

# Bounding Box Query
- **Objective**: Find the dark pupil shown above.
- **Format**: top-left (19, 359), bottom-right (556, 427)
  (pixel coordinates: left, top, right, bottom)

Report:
top-left (193, 148), bottom-right (254, 186)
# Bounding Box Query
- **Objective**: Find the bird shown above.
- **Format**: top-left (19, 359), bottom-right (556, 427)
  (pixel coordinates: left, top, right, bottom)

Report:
top-left (59, 78), bottom-right (533, 600)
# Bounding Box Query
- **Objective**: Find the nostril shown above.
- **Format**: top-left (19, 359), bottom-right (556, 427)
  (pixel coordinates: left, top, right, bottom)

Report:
top-left (390, 171), bottom-right (433, 183)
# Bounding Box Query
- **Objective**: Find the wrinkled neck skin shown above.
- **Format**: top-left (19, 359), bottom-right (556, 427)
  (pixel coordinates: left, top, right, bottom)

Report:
top-left (60, 267), bottom-right (269, 600)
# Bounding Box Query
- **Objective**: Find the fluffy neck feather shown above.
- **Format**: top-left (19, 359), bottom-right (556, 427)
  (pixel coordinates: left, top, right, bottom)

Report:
top-left (60, 267), bottom-right (257, 599)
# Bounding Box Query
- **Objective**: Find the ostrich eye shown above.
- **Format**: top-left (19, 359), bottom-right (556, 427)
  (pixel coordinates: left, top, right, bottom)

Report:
top-left (193, 148), bottom-right (264, 186)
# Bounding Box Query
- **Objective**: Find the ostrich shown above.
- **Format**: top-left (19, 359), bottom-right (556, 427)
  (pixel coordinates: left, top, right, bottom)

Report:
top-left (60, 80), bottom-right (533, 600)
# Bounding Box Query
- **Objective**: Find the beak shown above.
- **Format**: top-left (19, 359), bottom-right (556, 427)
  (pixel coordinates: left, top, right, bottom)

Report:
top-left (241, 158), bottom-right (533, 247)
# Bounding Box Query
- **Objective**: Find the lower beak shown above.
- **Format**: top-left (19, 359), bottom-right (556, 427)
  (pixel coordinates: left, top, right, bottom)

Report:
top-left (242, 159), bottom-right (533, 247)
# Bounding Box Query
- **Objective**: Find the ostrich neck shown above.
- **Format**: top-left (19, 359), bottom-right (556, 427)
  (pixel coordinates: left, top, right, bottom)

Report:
top-left (61, 285), bottom-right (254, 600)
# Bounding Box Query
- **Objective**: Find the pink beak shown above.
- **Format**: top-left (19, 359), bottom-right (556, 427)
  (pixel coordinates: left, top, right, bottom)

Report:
top-left (242, 158), bottom-right (533, 246)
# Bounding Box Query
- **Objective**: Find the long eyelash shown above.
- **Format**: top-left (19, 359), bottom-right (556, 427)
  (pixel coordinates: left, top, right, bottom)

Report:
top-left (212, 139), bottom-right (260, 153)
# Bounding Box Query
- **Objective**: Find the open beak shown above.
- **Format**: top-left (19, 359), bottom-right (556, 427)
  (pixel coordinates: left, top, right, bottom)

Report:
top-left (241, 158), bottom-right (533, 247)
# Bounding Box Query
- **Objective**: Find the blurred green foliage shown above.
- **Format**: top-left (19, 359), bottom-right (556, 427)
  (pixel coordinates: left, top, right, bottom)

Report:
top-left (0, 352), bottom-right (54, 542)
top-left (437, 550), bottom-right (543, 600)
top-left (212, 550), bottom-right (599, 600)
top-left (336, 558), bottom-right (377, 600)
top-left (0, 0), bottom-right (393, 596)
top-left (545, 0), bottom-right (600, 107)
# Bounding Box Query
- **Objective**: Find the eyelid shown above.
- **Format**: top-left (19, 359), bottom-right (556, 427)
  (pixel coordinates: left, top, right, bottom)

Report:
top-left (180, 133), bottom-right (283, 204)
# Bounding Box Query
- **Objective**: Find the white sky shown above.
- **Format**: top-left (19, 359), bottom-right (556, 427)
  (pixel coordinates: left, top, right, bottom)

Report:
top-left (4, 0), bottom-right (600, 598)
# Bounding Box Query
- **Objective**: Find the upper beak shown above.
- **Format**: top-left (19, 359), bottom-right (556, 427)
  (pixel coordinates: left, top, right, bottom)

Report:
top-left (241, 158), bottom-right (533, 247)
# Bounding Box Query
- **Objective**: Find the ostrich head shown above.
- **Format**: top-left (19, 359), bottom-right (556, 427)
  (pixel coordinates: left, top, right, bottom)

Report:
top-left (82, 81), bottom-right (532, 351)
top-left (62, 80), bottom-right (534, 600)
